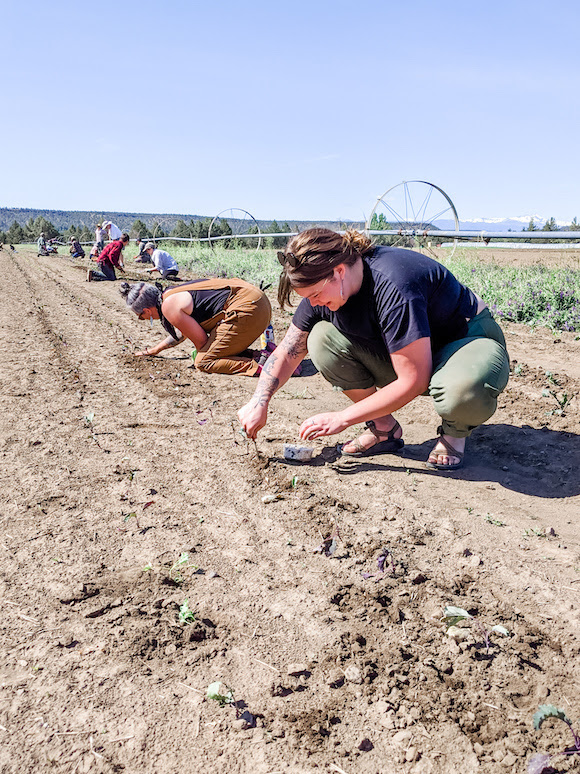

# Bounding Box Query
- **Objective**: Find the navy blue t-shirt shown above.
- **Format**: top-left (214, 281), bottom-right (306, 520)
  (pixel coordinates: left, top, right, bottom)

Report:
top-left (292, 246), bottom-right (478, 356)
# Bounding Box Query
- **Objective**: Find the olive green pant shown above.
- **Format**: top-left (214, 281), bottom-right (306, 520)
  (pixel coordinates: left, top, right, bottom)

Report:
top-left (307, 310), bottom-right (510, 438)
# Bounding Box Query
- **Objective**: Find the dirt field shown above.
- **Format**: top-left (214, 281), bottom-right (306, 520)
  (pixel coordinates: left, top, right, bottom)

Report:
top-left (1, 247), bottom-right (579, 774)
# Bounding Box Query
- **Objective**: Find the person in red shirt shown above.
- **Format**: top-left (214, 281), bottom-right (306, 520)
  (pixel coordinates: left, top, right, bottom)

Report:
top-left (87, 234), bottom-right (129, 281)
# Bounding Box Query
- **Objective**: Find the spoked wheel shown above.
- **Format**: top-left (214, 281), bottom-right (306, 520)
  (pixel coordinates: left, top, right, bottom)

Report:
top-left (208, 208), bottom-right (262, 251)
top-left (151, 219), bottom-right (170, 244)
top-left (365, 181), bottom-right (460, 258)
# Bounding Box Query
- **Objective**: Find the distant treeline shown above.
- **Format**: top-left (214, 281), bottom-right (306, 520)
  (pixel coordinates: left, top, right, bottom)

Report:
top-left (0, 207), bottom-right (363, 246)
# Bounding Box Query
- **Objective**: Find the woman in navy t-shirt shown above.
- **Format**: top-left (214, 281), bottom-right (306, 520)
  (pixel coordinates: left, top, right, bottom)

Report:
top-left (238, 228), bottom-right (509, 470)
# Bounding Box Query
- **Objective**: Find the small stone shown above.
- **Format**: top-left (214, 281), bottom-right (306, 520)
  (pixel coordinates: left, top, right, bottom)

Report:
top-left (405, 746), bottom-right (419, 763)
top-left (164, 643), bottom-right (177, 656)
top-left (232, 719), bottom-right (247, 731)
top-left (501, 752), bottom-right (517, 767)
top-left (380, 714), bottom-right (396, 729)
top-left (261, 494), bottom-right (282, 504)
top-left (411, 573), bottom-right (427, 584)
top-left (344, 665), bottom-right (363, 684)
top-left (17, 660), bottom-right (28, 667)
top-left (492, 748), bottom-right (505, 762)
top-left (473, 742), bottom-right (484, 756)
top-left (446, 626), bottom-right (469, 642)
top-left (325, 669), bottom-right (345, 687)
top-left (286, 662), bottom-right (308, 676)
top-left (392, 729), bottom-right (413, 747)
top-left (358, 738), bottom-right (373, 751)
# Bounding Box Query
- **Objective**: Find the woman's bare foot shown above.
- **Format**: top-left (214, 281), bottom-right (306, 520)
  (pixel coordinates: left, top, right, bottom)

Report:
top-left (341, 415), bottom-right (402, 455)
top-left (427, 434), bottom-right (465, 469)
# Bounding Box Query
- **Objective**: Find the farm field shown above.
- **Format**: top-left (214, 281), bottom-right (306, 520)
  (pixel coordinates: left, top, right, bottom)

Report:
top-left (0, 246), bottom-right (579, 774)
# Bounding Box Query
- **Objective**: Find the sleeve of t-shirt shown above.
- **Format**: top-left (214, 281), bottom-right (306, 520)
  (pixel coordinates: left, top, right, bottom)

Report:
top-left (291, 298), bottom-right (324, 332)
top-left (378, 297), bottom-right (431, 353)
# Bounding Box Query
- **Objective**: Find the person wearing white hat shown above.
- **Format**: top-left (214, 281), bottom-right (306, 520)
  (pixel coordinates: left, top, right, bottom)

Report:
top-left (102, 221), bottom-right (123, 241)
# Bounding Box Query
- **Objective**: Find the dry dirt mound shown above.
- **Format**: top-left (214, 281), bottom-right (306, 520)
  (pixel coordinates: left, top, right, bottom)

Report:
top-left (0, 248), bottom-right (579, 773)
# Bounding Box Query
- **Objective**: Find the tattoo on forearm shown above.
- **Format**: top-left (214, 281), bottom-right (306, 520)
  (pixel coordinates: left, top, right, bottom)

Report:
top-left (281, 327), bottom-right (309, 358)
top-left (254, 374), bottom-right (279, 407)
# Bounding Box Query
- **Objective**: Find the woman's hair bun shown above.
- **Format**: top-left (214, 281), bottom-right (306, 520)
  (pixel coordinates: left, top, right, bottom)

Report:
top-left (119, 281), bottom-right (131, 297)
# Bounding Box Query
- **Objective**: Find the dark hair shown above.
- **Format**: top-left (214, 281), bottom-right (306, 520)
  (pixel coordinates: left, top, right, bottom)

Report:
top-left (121, 233), bottom-right (130, 243)
top-left (119, 281), bottom-right (178, 340)
top-left (277, 228), bottom-right (373, 308)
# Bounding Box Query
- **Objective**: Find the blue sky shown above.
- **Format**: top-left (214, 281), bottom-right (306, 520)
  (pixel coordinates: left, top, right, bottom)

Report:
top-left (2, 0), bottom-right (579, 223)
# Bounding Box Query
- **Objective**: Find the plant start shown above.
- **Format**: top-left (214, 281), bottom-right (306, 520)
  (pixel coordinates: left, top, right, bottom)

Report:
top-left (528, 705), bottom-right (580, 774)
top-left (442, 605), bottom-right (509, 652)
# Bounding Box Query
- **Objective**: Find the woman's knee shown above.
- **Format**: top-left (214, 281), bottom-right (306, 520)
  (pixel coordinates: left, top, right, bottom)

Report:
top-left (194, 351), bottom-right (218, 373)
top-left (430, 340), bottom-right (510, 431)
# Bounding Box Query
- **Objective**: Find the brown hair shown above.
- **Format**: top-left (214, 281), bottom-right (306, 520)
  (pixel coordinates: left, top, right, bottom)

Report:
top-left (277, 228), bottom-right (373, 308)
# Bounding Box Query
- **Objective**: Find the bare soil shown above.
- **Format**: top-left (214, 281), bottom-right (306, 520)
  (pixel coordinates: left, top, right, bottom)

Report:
top-left (1, 247), bottom-right (579, 774)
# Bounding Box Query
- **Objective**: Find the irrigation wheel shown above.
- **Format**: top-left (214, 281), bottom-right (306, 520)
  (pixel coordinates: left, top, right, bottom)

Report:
top-left (208, 208), bottom-right (262, 251)
top-left (365, 181), bottom-right (460, 258)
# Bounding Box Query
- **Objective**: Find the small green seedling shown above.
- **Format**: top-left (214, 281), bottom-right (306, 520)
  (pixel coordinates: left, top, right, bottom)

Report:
top-left (169, 552), bottom-right (198, 583)
top-left (442, 605), bottom-right (509, 652)
top-left (291, 475), bottom-right (298, 488)
top-left (528, 705), bottom-right (580, 774)
top-left (523, 528), bottom-right (546, 539)
top-left (484, 514), bottom-right (505, 527)
top-left (542, 387), bottom-right (575, 416)
top-left (84, 412), bottom-right (95, 425)
top-left (206, 681), bottom-right (234, 707)
top-left (178, 599), bottom-right (195, 624)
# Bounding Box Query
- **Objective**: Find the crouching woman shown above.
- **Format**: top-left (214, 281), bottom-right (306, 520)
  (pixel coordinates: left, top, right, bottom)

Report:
top-left (120, 278), bottom-right (272, 376)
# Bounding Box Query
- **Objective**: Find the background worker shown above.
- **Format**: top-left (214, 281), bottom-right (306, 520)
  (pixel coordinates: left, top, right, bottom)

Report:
top-left (102, 221), bottom-right (123, 241)
top-left (143, 242), bottom-right (180, 279)
top-left (133, 237), bottom-right (152, 264)
top-left (120, 277), bottom-right (271, 375)
top-left (87, 233), bottom-right (129, 281)
top-left (94, 223), bottom-right (106, 255)
top-left (69, 236), bottom-right (85, 258)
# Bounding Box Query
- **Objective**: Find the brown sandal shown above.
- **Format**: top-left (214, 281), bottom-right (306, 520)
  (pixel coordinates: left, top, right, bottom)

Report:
top-left (341, 420), bottom-right (404, 458)
top-left (426, 427), bottom-right (464, 470)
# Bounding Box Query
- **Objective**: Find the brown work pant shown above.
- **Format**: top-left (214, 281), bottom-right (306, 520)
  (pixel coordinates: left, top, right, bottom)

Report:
top-left (194, 286), bottom-right (271, 376)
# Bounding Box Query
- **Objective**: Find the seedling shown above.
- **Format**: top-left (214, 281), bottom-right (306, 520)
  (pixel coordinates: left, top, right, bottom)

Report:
top-left (484, 514), bottom-right (505, 527)
top-left (178, 599), bottom-right (196, 624)
top-left (442, 605), bottom-right (509, 652)
top-left (528, 705), bottom-right (580, 774)
top-left (314, 524), bottom-right (341, 557)
top-left (542, 387), bottom-right (575, 415)
top-left (523, 528), bottom-right (546, 539)
top-left (362, 547), bottom-right (397, 581)
top-left (206, 681), bottom-right (235, 707)
top-left (169, 552), bottom-right (198, 584)
top-left (291, 475), bottom-right (298, 488)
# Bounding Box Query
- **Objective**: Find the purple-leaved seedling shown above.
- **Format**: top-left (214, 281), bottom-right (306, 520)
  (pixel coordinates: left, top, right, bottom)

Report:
top-left (528, 705), bottom-right (580, 774)
top-left (442, 605), bottom-right (509, 652)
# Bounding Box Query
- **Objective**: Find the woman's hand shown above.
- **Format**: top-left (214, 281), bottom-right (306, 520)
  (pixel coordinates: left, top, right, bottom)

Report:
top-left (238, 401), bottom-right (268, 440)
top-left (299, 412), bottom-right (348, 441)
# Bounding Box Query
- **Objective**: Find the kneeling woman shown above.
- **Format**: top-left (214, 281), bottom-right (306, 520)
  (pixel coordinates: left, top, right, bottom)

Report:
top-left (238, 228), bottom-right (510, 469)
top-left (120, 278), bottom-right (271, 376)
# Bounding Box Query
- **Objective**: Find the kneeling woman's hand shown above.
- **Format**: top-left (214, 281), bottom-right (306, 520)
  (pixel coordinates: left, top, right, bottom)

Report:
top-left (299, 412), bottom-right (348, 441)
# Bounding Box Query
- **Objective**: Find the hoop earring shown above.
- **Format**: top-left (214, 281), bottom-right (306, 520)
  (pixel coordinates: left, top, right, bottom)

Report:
top-left (340, 280), bottom-right (344, 300)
